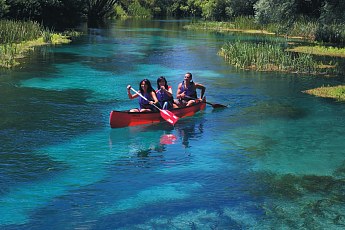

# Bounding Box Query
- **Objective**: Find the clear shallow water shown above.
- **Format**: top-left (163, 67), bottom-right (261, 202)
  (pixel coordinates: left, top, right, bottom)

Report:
top-left (1, 19), bottom-right (345, 229)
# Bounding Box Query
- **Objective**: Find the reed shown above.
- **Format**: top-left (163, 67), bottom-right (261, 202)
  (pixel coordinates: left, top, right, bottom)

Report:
top-left (232, 16), bottom-right (262, 30)
top-left (183, 21), bottom-right (235, 31)
top-left (184, 19), bottom-right (276, 36)
top-left (0, 44), bottom-right (18, 68)
top-left (288, 19), bottom-right (318, 40)
top-left (218, 40), bottom-right (337, 75)
top-left (0, 19), bottom-right (77, 68)
top-left (0, 20), bottom-right (43, 44)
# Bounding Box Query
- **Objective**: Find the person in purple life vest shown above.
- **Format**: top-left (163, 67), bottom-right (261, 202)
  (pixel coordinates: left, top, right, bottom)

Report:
top-left (175, 72), bottom-right (206, 107)
top-left (156, 76), bottom-right (178, 110)
top-left (127, 79), bottom-right (159, 112)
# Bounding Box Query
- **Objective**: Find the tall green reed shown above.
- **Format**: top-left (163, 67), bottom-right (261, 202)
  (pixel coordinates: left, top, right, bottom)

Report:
top-left (218, 40), bottom-right (334, 75)
top-left (0, 20), bottom-right (43, 44)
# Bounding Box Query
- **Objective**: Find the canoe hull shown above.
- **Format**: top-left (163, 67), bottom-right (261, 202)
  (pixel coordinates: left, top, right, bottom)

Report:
top-left (110, 100), bottom-right (206, 128)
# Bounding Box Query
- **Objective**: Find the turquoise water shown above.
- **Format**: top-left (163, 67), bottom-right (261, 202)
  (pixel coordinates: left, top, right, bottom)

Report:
top-left (1, 19), bottom-right (345, 229)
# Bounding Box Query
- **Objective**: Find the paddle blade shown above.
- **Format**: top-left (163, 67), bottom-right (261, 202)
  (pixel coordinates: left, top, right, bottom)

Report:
top-left (160, 110), bottom-right (179, 125)
top-left (211, 103), bottom-right (228, 109)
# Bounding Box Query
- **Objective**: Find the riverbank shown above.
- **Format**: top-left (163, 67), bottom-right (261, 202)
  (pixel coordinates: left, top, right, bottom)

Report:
top-left (0, 33), bottom-right (76, 68)
top-left (0, 20), bottom-right (80, 68)
top-left (185, 20), bottom-right (345, 102)
top-left (303, 85), bottom-right (345, 101)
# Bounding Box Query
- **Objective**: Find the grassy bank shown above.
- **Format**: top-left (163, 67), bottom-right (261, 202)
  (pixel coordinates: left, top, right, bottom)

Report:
top-left (218, 41), bottom-right (338, 75)
top-left (303, 86), bottom-right (345, 102)
top-left (287, 45), bottom-right (345, 58)
top-left (0, 20), bottom-right (79, 68)
top-left (186, 17), bottom-right (345, 101)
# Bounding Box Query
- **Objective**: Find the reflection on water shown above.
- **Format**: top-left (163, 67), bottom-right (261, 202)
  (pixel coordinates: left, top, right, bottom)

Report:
top-left (175, 118), bottom-right (204, 149)
top-left (108, 116), bottom-right (205, 157)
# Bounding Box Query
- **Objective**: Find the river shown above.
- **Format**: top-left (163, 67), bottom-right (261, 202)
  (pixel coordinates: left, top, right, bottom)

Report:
top-left (1, 19), bottom-right (344, 229)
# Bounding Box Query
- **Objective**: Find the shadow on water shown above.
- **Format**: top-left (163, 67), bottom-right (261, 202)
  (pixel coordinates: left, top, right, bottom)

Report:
top-left (0, 84), bottom-right (104, 196)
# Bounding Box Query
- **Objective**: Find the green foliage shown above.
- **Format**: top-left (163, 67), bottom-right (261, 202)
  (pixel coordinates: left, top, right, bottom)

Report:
top-left (225, 0), bottom-right (257, 18)
top-left (113, 3), bottom-right (128, 18)
top-left (0, 20), bottom-right (43, 44)
top-left (192, 0), bottom-right (229, 21)
top-left (232, 16), bottom-right (261, 30)
top-left (0, 0), bottom-right (344, 46)
top-left (315, 23), bottom-right (345, 44)
top-left (304, 85), bottom-right (345, 101)
top-left (127, 0), bottom-right (151, 18)
top-left (4, 0), bottom-right (85, 29)
top-left (0, 0), bottom-right (9, 17)
top-left (254, 0), bottom-right (296, 26)
top-left (218, 40), bottom-right (337, 75)
top-left (86, 0), bottom-right (118, 26)
top-left (319, 0), bottom-right (345, 24)
top-left (0, 19), bottom-right (78, 68)
top-left (287, 17), bottom-right (318, 39)
top-left (0, 44), bottom-right (18, 68)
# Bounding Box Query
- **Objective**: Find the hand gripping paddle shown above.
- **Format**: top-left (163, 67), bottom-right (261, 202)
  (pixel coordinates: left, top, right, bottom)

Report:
top-left (130, 88), bottom-right (179, 125)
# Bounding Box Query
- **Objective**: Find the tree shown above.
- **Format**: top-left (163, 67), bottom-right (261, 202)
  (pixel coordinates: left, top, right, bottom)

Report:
top-left (254, 0), bottom-right (296, 25)
top-left (319, 0), bottom-right (345, 24)
top-left (86, 0), bottom-right (118, 26)
top-left (226, 0), bottom-right (257, 18)
top-left (0, 0), bottom-right (9, 17)
top-left (4, 0), bottom-right (85, 29)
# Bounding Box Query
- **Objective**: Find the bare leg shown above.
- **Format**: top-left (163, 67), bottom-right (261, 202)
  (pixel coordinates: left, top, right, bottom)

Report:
top-left (186, 100), bottom-right (195, 107)
top-left (140, 108), bottom-right (152, 112)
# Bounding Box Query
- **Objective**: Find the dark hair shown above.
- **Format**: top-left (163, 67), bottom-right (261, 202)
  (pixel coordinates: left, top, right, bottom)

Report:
top-left (139, 79), bottom-right (155, 94)
top-left (186, 72), bottom-right (192, 78)
top-left (157, 76), bottom-right (169, 89)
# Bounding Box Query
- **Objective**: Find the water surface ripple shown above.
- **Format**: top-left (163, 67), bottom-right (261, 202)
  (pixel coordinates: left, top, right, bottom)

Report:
top-left (0, 19), bottom-right (345, 229)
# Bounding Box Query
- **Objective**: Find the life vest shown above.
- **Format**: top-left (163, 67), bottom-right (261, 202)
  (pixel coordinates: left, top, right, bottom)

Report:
top-left (138, 92), bottom-right (154, 109)
top-left (156, 86), bottom-right (173, 107)
top-left (180, 81), bottom-right (197, 99)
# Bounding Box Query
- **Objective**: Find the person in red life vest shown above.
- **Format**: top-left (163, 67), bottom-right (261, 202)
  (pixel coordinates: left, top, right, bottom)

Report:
top-left (175, 72), bottom-right (206, 107)
top-left (127, 79), bottom-right (159, 112)
top-left (156, 76), bottom-right (178, 110)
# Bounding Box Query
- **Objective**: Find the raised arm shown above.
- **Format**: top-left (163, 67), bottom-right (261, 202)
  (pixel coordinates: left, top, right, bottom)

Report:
top-left (127, 85), bottom-right (138, 99)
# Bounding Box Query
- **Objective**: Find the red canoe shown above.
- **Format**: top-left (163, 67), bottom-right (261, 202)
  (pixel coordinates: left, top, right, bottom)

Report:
top-left (109, 99), bottom-right (206, 128)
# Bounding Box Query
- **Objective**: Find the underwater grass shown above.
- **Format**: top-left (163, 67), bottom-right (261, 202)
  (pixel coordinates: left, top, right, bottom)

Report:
top-left (303, 85), bottom-right (345, 102)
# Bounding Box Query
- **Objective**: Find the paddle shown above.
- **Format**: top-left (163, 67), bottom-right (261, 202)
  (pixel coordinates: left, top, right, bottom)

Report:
top-left (185, 96), bottom-right (227, 108)
top-left (130, 88), bottom-right (179, 125)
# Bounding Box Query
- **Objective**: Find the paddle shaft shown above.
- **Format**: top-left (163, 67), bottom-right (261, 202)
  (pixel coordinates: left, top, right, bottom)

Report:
top-left (184, 95), bottom-right (227, 108)
top-left (130, 87), bottom-right (179, 125)
top-left (130, 88), bottom-right (161, 111)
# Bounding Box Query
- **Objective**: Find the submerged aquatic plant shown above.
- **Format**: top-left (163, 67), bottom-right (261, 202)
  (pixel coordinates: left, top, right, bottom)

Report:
top-left (250, 172), bottom-right (345, 228)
